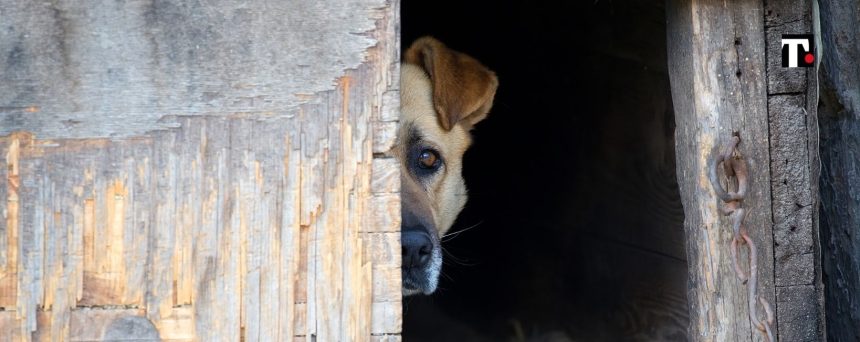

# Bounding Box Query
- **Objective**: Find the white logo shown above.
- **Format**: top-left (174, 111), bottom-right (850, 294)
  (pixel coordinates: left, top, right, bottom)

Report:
top-left (782, 39), bottom-right (809, 67)
top-left (780, 35), bottom-right (814, 68)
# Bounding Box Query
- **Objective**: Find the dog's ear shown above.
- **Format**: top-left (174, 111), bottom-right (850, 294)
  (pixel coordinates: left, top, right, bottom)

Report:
top-left (405, 37), bottom-right (498, 131)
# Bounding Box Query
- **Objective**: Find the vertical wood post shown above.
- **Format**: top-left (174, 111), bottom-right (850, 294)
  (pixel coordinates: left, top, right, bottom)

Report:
top-left (668, 0), bottom-right (825, 340)
top-left (667, 0), bottom-right (777, 340)
top-left (764, 0), bottom-right (825, 339)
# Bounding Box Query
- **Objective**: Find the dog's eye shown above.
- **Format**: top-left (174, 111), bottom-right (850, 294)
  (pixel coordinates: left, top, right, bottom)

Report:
top-left (417, 149), bottom-right (441, 170)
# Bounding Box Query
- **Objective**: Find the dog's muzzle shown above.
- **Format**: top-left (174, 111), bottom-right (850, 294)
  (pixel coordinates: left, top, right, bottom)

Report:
top-left (401, 226), bottom-right (442, 295)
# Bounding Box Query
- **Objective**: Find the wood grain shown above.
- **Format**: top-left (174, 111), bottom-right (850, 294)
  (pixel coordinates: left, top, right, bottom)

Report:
top-left (764, 0), bottom-right (825, 340)
top-left (0, 0), bottom-right (402, 340)
top-left (0, 0), bottom-right (384, 140)
top-left (667, 0), bottom-right (778, 340)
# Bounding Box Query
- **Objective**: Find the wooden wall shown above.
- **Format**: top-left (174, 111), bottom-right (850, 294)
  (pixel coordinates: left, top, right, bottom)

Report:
top-left (667, 0), bottom-right (824, 340)
top-left (763, 0), bottom-right (825, 339)
top-left (0, 0), bottom-right (401, 340)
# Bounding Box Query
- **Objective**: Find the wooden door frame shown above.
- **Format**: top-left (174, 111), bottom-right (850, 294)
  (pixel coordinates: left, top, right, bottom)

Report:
top-left (666, 0), bottom-right (825, 340)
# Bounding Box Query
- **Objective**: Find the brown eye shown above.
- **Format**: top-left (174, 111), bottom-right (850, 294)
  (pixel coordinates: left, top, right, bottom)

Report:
top-left (417, 149), bottom-right (440, 169)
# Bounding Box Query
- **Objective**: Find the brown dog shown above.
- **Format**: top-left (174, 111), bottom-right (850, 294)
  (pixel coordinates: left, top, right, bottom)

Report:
top-left (397, 37), bottom-right (498, 295)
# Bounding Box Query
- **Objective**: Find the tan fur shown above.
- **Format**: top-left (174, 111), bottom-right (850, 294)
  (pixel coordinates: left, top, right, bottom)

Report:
top-left (404, 37), bottom-right (498, 131)
top-left (398, 37), bottom-right (498, 295)
top-left (399, 63), bottom-right (473, 236)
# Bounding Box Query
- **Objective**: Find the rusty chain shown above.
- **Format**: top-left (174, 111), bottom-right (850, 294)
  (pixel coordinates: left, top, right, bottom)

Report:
top-left (707, 135), bottom-right (775, 341)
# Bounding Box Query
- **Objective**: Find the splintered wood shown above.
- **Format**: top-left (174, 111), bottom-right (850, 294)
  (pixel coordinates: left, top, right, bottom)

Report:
top-left (0, 0), bottom-right (402, 340)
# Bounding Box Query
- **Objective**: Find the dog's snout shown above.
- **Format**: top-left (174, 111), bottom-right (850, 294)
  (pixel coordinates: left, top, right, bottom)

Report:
top-left (402, 230), bottom-right (433, 268)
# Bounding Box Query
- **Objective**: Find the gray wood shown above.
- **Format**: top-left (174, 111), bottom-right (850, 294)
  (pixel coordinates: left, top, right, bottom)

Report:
top-left (0, 0), bottom-right (383, 139)
top-left (818, 0), bottom-right (860, 340)
top-left (764, 0), bottom-right (826, 340)
top-left (0, 0), bottom-right (402, 340)
top-left (667, 0), bottom-right (777, 340)
top-left (765, 0), bottom-right (810, 94)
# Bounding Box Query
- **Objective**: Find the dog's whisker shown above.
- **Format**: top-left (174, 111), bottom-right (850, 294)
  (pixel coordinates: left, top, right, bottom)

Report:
top-left (403, 296), bottom-right (414, 315)
top-left (438, 267), bottom-right (455, 282)
top-left (440, 220), bottom-right (484, 242)
top-left (440, 246), bottom-right (480, 267)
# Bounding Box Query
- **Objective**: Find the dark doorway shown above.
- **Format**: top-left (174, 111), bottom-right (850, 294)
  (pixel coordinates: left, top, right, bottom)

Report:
top-left (401, 1), bottom-right (688, 341)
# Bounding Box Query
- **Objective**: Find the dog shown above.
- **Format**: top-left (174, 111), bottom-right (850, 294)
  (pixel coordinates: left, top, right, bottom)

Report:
top-left (397, 37), bottom-right (498, 295)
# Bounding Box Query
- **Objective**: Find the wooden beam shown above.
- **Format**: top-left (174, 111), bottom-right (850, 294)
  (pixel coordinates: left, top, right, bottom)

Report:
top-left (667, 0), bottom-right (777, 340)
top-left (763, 0), bottom-right (826, 339)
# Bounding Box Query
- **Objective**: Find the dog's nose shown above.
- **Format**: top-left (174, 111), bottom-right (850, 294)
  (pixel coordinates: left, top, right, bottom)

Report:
top-left (402, 230), bottom-right (433, 268)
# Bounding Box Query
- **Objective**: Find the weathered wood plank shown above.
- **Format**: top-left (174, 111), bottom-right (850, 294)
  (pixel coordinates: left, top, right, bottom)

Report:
top-left (667, 0), bottom-right (777, 340)
top-left (764, 0), bottom-right (810, 94)
top-left (372, 334), bottom-right (403, 342)
top-left (0, 311), bottom-right (25, 340)
top-left (146, 129), bottom-right (177, 332)
top-left (156, 307), bottom-right (194, 341)
top-left (279, 132), bottom-right (302, 341)
top-left (766, 93), bottom-right (821, 340)
top-left (0, 0), bottom-right (385, 140)
top-left (764, 1), bottom-right (825, 340)
top-left (69, 308), bottom-right (155, 341)
top-left (0, 135), bottom-right (22, 309)
top-left (767, 99), bottom-right (815, 287)
top-left (0, 0), bottom-right (401, 340)
top-left (366, 233), bottom-right (401, 303)
top-left (371, 301), bottom-right (402, 335)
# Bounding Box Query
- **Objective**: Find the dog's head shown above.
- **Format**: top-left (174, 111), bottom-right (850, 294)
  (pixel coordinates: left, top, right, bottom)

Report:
top-left (398, 37), bottom-right (498, 295)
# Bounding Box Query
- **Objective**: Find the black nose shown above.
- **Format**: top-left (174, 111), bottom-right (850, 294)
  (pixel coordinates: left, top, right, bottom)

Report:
top-left (402, 230), bottom-right (433, 268)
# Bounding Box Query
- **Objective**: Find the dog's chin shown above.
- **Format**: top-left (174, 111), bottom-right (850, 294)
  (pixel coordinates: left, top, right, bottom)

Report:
top-left (401, 247), bottom-right (442, 296)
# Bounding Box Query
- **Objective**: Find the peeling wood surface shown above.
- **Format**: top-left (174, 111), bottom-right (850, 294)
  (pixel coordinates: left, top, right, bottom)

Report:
top-left (764, 1), bottom-right (825, 340)
top-left (0, 0), bottom-right (401, 340)
top-left (667, 0), bottom-right (778, 340)
top-left (1, 0), bottom-right (381, 139)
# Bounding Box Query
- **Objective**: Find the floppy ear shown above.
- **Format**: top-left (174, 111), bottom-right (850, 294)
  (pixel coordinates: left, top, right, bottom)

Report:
top-left (405, 37), bottom-right (498, 131)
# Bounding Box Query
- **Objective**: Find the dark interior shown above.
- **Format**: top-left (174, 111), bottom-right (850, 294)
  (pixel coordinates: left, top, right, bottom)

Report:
top-left (401, 1), bottom-right (688, 341)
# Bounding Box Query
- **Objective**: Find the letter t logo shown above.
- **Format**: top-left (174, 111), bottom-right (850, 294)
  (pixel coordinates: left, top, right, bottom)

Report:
top-left (781, 35), bottom-right (815, 68)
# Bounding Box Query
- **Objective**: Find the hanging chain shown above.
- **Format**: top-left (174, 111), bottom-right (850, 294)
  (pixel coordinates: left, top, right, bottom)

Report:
top-left (707, 135), bottom-right (775, 341)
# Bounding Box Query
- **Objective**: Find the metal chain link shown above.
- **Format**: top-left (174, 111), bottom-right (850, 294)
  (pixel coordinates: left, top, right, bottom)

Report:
top-left (708, 135), bottom-right (775, 341)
